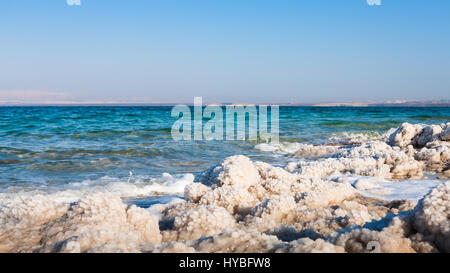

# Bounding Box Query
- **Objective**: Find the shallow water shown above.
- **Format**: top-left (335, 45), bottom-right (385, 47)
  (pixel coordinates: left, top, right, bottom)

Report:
top-left (0, 106), bottom-right (449, 201)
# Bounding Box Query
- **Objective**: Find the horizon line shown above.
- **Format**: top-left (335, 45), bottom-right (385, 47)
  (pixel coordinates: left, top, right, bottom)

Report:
top-left (0, 100), bottom-right (449, 107)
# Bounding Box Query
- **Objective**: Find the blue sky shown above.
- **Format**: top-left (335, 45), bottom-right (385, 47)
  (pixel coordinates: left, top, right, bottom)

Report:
top-left (0, 0), bottom-right (449, 103)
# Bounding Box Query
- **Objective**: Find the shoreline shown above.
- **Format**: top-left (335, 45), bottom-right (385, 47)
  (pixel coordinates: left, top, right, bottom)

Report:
top-left (0, 122), bottom-right (449, 253)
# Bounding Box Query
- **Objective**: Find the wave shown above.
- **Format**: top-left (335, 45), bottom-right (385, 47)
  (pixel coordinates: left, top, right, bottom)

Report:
top-left (0, 172), bottom-right (194, 204)
top-left (327, 131), bottom-right (382, 143)
top-left (254, 142), bottom-right (308, 154)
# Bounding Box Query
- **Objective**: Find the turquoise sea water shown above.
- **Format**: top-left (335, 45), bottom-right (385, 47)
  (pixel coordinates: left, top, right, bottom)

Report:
top-left (0, 106), bottom-right (449, 192)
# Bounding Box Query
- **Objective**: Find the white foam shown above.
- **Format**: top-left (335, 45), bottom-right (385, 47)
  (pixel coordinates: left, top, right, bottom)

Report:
top-left (0, 173), bottom-right (194, 204)
top-left (254, 142), bottom-right (339, 157)
top-left (328, 131), bottom-right (381, 143)
top-left (254, 142), bottom-right (305, 154)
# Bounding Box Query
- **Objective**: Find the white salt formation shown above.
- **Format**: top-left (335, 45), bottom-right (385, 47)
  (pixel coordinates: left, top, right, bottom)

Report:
top-left (0, 194), bottom-right (161, 252)
top-left (413, 182), bottom-right (450, 252)
top-left (0, 123), bottom-right (449, 253)
top-left (286, 122), bottom-right (450, 179)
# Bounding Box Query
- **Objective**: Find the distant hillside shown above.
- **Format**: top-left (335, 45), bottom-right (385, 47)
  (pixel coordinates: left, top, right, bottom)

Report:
top-left (303, 100), bottom-right (450, 107)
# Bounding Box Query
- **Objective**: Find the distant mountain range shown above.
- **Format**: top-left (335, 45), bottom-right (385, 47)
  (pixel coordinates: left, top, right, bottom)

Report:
top-left (302, 100), bottom-right (450, 107)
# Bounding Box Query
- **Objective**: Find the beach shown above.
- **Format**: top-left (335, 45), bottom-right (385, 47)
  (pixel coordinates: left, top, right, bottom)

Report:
top-left (0, 106), bottom-right (449, 253)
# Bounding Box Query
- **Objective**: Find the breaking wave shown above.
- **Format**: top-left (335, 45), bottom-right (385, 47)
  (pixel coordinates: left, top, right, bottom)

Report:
top-left (0, 173), bottom-right (194, 204)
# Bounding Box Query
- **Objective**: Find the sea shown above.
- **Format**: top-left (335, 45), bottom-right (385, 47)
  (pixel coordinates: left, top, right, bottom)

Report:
top-left (0, 106), bottom-right (449, 206)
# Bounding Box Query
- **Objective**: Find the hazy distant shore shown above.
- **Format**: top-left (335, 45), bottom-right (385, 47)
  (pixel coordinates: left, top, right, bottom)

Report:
top-left (1, 100), bottom-right (449, 107)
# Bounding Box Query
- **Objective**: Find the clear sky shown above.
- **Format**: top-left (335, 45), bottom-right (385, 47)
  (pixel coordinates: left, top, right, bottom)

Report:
top-left (0, 0), bottom-right (449, 104)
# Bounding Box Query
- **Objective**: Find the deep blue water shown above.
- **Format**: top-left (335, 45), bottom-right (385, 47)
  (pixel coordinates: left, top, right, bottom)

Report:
top-left (0, 106), bottom-right (449, 190)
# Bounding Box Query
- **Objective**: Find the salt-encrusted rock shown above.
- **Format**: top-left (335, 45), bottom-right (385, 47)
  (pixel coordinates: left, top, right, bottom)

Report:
top-left (286, 157), bottom-right (391, 178)
top-left (149, 229), bottom-right (282, 253)
top-left (254, 161), bottom-right (299, 185)
top-left (287, 138), bottom-right (425, 179)
top-left (329, 217), bottom-right (416, 253)
top-left (0, 195), bottom-right (69, 252)
top-left (38, 194), bottom-right (161, 253)
top-left (193, 229), bottom-right (282, 253)
top-left (415, 125), bottom-right (442, 147)
top-left (198, 186), bottom-right (259, 214)
top-left (250, 195), bottom-right (297, 223)
top-left (413, 181), bottom-right (450, 252)
top-left (275, 238), bottom-right (345, 253)
top-left (194, 155), bottom-right (260, 189)
top-left (416, 144), bottom-right (450, 165)
top-left (145, 241), bottom-right (196, 253)
top-left (388, 122), bottom-right (423, 148)
top-left (339, 200), bottom-right (373, 226)
top-left (163, 205), bottom-right (236, 241)
top-left (440, 128), bottom-right (450, 141)
top-left (0, 194), bottom-right (161, 253)
top-left (295, 181), bottom-right (357, 208)
top-left (184, 182), bottom-right (210, 202)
